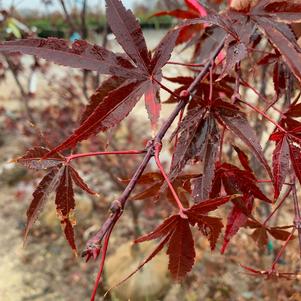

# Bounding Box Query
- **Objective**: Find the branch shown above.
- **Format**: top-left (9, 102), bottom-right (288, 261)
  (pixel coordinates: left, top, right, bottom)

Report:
top-left (4, 55), bottom-right (35, 124)
top-left (58, 0), bottom-right (77, 34)
top-left (83, 36), bottom-right (226, 297)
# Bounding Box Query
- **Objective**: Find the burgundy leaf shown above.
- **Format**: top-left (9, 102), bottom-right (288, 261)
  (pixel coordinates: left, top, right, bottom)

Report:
top-left (221, 194), bottom-right (254, 254)
top-left (106, 0), bottom-right (150, 72)
top-left (46, 80), bottom-right (146, 156)
top-left (188, 195), bottom-right (234, 216)
top-left (24, 167), bottom-right (63, 240)
top-left (268, 227), bottom-right (294, 241)
top-left (289, 143), bottom-right (301, 185)
top-left (16, 146), bottom-right (64, 170)
top-left (219, 38), bottom-right (247, 79)
top-left (251, 227), bottom-right (269, 248)
top-left (253, 0), bottom-right (301, 23)
top-left (69, 166), bottom-right (97, 195)
top-left (55, 166), bottom-right (77, 251)
top-left (144, 81), bottom-right (161, 132)
top-left (151, 29), bottom-right (179, 75)
top-left (217, 102), bottom-right (272, 179)
top-left (255, 18), bottom-right (301, 83)
top-left (192, 117), bottom-right (220, 202)
top-left (272, 62), bottom-right (286, 99)
top-left (198, 215), bottom-right (224, 250)
top-left (233, 145), bottom-right (252, 172)
top-left (153, 10), bottom-right (198, 19)
top-left (272, 135), bottom-right (290, 199)
top-left (170, 107), bottom-right (206, 179)
top-left (0, 38), bottom-right (135, 78)
top-left (166, 218), bottom-right (195, 281)
top-left (131, 183), bottom-right (162, 201)
top-left (61, 218), bottom-right (77, 253)
top-left (135, 215), bottom-right (179, 243)
top-left (81, 76), bottom-right (125, 124)
top-left (214, 163), bottom-right (271, 203)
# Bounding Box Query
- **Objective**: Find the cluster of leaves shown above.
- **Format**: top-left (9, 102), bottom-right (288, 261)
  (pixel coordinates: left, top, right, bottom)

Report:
top-left (3, 0), bottom-right (301, 298)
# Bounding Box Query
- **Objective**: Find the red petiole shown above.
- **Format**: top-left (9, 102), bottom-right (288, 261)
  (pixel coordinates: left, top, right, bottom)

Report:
top-left (66, 149), bottom-right (146, 163)
top-left (154, 142), bottom-right (187, 217)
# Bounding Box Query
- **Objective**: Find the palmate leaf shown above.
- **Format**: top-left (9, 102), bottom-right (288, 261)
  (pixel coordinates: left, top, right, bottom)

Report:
top-left (244, 219), bottom-right (294, 249)
top-left (188, 195), bottom-right (235, 249)
top-left (136, 214), bottom-right (195, 281)
top-left (164, 75), bottom-right (235, 104)
top-left (18, 148), bottom-right (96, 251)
top-left (182, 1), bottom-right (301, 83)
top-left (134, 196), bottom-right (233, 281)
top-left (44, 1), bottom-right (178, 155)
top-left (135, 215), bottom-right (195, 282)
top-left (211, 162), bottom-right (271, 203)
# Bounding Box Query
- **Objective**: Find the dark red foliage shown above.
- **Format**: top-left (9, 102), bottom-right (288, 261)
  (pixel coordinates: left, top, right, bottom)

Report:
top-left (135, 196), bottom-right (233, 280)
top-left (4, 0), bottom-right (301, 299)
top-left (17, 147), bottom-right (96, 251)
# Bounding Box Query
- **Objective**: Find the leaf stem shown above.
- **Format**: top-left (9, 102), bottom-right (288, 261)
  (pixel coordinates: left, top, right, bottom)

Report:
top-left (239, 99), bottom-right (288, 134)
top-left (263, 186), bottom-right (292, 226)
top-left (154, 142), bottom-right (186, 216)
top-left (240, 79), bottom-right (286, 117)
top-left (152, 77), bottom-right (181, 99)
top-left (167, 61), bottom-right (204, 68)
top-left (271, 228), bottom-right (295, 270)
top-left (66, 150), bottom-right (146, 163)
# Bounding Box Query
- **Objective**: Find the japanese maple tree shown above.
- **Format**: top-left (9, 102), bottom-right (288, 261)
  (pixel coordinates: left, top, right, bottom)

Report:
top-left (2, 0), bottom-right (301, 300)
